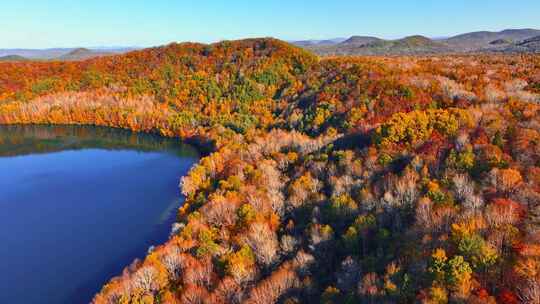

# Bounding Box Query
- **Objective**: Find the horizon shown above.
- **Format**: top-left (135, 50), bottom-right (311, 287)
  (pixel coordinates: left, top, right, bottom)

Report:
top-left (1, 27), bottom-right (539, 50)
top-left (2, 1), bottom-right (540, 49)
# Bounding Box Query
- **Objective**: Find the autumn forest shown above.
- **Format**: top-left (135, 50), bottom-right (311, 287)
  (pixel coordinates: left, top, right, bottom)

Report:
top-left (1, 38), bottom-right (540, 303)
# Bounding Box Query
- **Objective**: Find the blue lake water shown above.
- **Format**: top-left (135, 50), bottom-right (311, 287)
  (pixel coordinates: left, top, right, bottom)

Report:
top-left (0, 125), bottom-right (198, 304)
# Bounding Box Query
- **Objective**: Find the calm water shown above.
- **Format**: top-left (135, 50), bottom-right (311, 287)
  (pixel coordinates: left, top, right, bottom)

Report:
top-left (0, 125), bottom-right (199, 304)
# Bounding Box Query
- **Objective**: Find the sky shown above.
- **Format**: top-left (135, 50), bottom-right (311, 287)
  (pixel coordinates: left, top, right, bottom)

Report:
top-left (1, 0), bottom-right (540, 48)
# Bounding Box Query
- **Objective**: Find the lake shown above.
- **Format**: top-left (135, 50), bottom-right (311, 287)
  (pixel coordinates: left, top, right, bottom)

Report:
top-left (0, 125), bottom-right (199, 304)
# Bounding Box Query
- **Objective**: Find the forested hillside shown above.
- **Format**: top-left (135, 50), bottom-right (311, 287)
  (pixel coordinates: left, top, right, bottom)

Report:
top-left (1, 38), bottom-right (540, 303)
top-left (295, 29), bottom-right (540, 56)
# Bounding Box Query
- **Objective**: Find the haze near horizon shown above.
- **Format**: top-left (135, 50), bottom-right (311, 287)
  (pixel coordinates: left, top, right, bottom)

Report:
top-left (2, 0), bottom-right (539, 48)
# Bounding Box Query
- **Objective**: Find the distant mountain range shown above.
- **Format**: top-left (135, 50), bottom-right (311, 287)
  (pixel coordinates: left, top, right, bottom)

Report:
top-left (292, 28), bottom-right (540, 55)
top-left (291, 38), bottom-right (347, 47)
top-left (57, 48), bottom-right (117, 61)
top-left (0, 55), bottom-right (29, 62)
top-left (2, 29), bottom-right (539, 62)
top-left (0, 47), bottom-right (138, 61)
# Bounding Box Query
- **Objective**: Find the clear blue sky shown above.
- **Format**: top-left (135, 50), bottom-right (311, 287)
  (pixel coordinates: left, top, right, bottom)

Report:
top-left (1, 0), bottom-right (539, 48)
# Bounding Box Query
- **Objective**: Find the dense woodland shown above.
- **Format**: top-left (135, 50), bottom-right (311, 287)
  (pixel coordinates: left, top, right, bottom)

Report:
top-left (1, 38), bottom-right (540, 303)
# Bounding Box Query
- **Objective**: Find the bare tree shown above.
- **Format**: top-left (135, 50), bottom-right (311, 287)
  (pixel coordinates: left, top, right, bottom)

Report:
top-left (131, 266), bottom-right (160, 294)
top-left (183, 257), bottom-right (213, 287)
top-left (161, 246), bottom-right (185, 281)
top-left (244, 222), bottom-right (279, 267)
top-left (180, 284), bottom-right (210, 304)
top-left (245, 264), bottom-right (300, 304)
top-left (209, 277), bottom-right (243, 304)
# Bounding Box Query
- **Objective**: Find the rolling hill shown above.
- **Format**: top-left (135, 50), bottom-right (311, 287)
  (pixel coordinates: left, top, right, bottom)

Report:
top-left (341, 35), bottom-right (383, 46)
top-left (0, 55), bottom-right (29, 62)
top-left (0, 47), bottom-right (137, 61)
top-left (476, 35), bottom-right (540, 53)
top-left (443, 28), bottom-right (540, 51)
top-left (511, 35), bottom-right (540, 52)
top-left (291, 38), bottom-right (346, 47)
top-left (300, 35), bottom-right (452, 56)
top-left (294, 28), bottom-right (540, 55)
top-left (0, 48), bottom-right (75, 59)
top-left (358, 35), bottom-right (453, 54)
top-left (57, 48), bottom-right (114, 61)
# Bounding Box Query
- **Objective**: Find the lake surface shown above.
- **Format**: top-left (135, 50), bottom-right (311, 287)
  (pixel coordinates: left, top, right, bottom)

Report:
top-left (0, 125), bottom-right (199, 304)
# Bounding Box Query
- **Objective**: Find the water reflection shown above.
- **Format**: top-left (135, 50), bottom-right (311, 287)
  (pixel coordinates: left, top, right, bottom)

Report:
top-left (0, 124), bottom-right (197, 157)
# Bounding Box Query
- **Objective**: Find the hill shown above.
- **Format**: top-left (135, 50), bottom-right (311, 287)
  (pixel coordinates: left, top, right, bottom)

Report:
top-left (0, 55), bottom-right (29, 62)
top-left (341, 35), bottom-right (382, 46)
top-left (0, 38), bottom-right (540, 303)
top-left (291, 38), bottom-right (346, 47)
top-left (297, 28), bottom-right (540, 56)
top-left (0, 47), bottom-right (137, 60)
top-left (515, 35), bottom-right (540, 52)
top-left (443, 28), bottom-right (540, 51)
top-left (304, 35), bottom-right (452, 56)
top-left (0, 48), bottom-right (75, 59)
top-left (0, 49), bottom-right (128, 62)
top-left (478, 35), bottom-right (540, 54)
top-left (57, 48), bottom-right (113, 61)
top-left (360, 35), bottom-right (452, 54)
top-left (489, 38), bottom-right (513, 45)
top-left (0, 38), bottom-right (317, 135)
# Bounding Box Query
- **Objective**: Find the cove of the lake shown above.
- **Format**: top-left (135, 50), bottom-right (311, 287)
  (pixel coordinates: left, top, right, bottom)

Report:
top-left (0, 125), bottom-right (199, 304)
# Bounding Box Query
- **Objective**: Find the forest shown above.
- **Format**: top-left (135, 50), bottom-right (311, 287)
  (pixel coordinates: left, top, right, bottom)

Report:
top-left (1, 38), bottom-right (540, 303)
